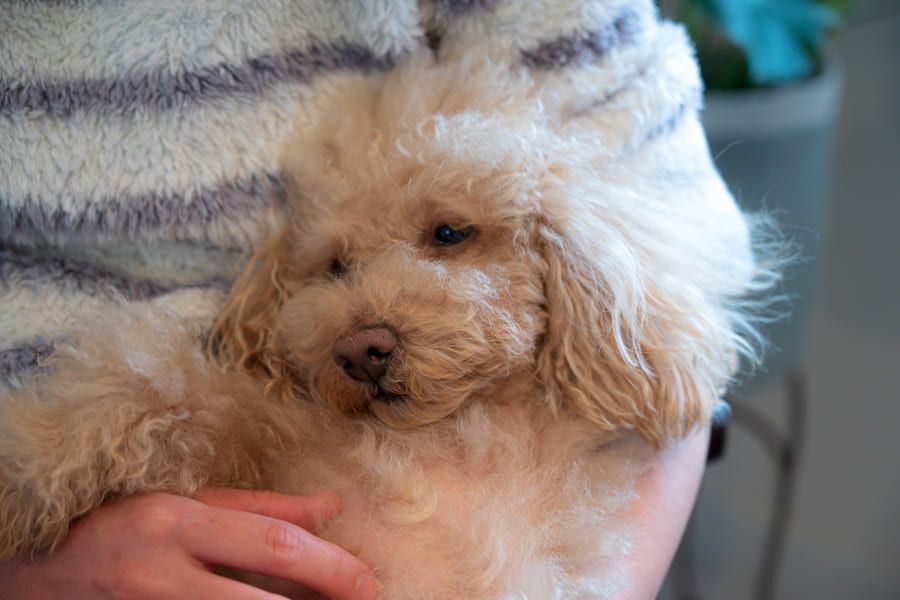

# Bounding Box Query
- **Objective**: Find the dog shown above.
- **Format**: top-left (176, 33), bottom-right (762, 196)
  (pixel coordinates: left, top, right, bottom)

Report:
top-left (0, 55), bottom-right (767, 598)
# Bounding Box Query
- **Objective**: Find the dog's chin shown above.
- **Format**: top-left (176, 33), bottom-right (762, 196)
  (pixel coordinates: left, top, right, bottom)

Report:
top-left (368, 395), bottom-right (461, 430)
top-left (363, 380), bottom-right (415, 414)
top-left (370, 386), bottom-right (409, 406)
top-left (314, 374), bottom-right (452, 429)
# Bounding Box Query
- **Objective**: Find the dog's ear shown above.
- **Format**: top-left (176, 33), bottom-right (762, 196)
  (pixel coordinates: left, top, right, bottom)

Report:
top-left (208, 229), bottom-right (300, 394)
top-left (534, 199), bottom-right (747, 448)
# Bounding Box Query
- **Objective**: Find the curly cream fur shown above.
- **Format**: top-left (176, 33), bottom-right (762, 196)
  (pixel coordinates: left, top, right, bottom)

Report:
top-left (1, 55), bottom-right (769, 598)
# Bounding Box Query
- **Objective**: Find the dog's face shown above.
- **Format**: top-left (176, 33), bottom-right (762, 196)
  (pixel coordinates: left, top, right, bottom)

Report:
top-left (214, 60), bottom-right (759, 446)
top-left (274, 123), bottom-right (550, 428)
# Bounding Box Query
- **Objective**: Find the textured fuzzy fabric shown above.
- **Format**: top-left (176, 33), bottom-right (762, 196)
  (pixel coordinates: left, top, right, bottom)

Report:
top-left (0, 0), bottom-right (714, 395)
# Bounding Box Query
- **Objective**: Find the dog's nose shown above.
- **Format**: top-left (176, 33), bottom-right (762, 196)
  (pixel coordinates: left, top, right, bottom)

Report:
top-left (332, 326), bottom-right (397, 383)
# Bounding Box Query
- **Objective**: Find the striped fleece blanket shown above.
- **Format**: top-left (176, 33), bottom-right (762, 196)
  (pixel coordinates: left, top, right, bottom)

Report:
top-left (0, 0), bottom-right (712, 391)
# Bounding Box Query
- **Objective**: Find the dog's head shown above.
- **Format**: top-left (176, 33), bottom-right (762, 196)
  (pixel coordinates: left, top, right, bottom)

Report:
top-left (212, 57), bottom-right (763, 447)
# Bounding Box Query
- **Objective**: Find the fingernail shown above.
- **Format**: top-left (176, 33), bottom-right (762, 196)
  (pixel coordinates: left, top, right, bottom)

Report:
top-left (316, 490), bottom-right (343, 513)
top-left (312, 490), bottom-right (343, 531)
top-left (354, 573), bottom-right (382, 600)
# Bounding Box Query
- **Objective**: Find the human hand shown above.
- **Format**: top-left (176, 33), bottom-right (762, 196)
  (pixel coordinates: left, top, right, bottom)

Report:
top-left (0, 489), bottom-right (380, 600)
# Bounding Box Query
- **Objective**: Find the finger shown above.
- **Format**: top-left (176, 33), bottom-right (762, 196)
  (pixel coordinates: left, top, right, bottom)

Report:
top-left (134, 563), bottom-right (295, 600)
top-left (180, 504), bottom-right (379, 600)
top-left (195, 488), bottom-right (343, 532)
top-left (176, 570), bottom-right (294, 600)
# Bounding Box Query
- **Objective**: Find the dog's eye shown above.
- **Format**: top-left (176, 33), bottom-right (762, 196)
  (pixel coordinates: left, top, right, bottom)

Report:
top-left (330, 259), bottom-right (347, 277)
top-left (432, 224), bottom-right (470, 246)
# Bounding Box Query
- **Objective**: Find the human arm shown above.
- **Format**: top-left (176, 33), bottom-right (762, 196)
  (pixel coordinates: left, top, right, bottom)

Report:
top-left (612, 426), bottom-right (710, 600)
top-left (0, 489), bottom-right (380, 600)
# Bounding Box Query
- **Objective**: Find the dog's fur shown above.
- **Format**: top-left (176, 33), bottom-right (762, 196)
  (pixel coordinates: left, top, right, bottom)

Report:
top-left (0, 57), bottom-right (766, 598)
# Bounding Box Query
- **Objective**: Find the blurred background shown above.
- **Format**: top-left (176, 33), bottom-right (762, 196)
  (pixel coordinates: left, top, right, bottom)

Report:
top-left (657, 0), bottom-right (900, 598)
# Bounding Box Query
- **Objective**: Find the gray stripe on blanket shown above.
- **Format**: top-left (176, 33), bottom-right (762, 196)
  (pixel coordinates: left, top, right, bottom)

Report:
top-left (0, 172), bottom-right (286, 241)
top-left (521, 9), bottom-right (643, 69)
top-left (0, 249), bottom-right (232, 300)
top-left (433, 0), bottom-right (497, 13)
top-left (5, 0), bottom-right (97, 5)
top-left (645, 99), bottom-right (694, 143)
top-left (0, 338), bottom-right (56, 388)
top-left (1, 41), bottom-right (395, 118)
